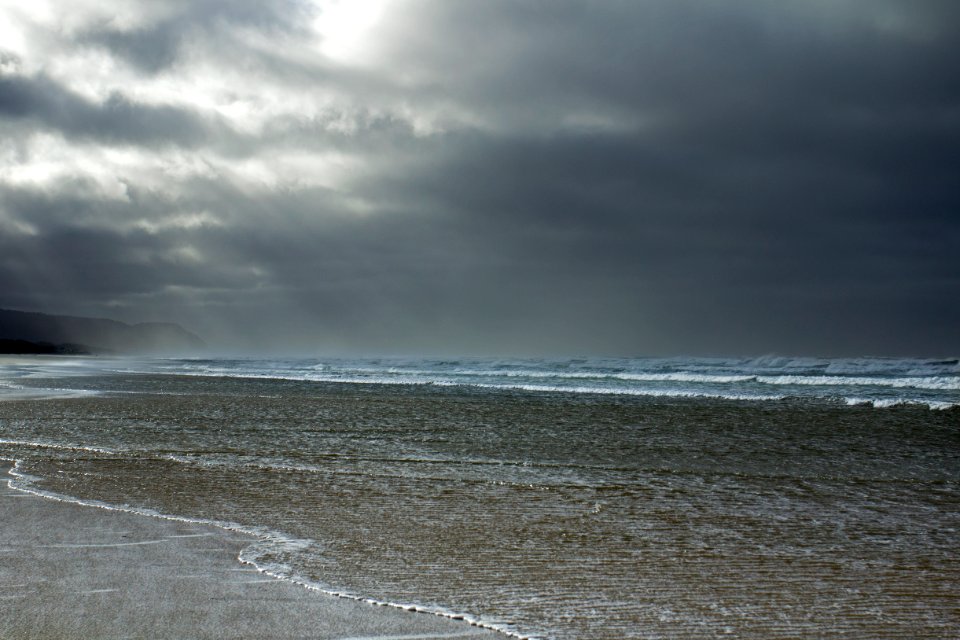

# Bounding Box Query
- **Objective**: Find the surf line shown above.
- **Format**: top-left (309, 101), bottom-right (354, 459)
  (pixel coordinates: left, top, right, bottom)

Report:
top-left (337, 632), bottom-right (493, 640)
top-left (41, 539), bottom-right (168, 548)
top-left (0, 457), bottom-right (535, 640)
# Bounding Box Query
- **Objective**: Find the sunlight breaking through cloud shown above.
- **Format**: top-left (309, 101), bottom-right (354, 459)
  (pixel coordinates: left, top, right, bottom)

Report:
top-left (1, 0), bottom-right (958, 356)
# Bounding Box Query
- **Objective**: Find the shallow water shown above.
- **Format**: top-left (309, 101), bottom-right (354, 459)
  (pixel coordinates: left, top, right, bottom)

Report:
top-left (1, 361), bottom-right (958, 638)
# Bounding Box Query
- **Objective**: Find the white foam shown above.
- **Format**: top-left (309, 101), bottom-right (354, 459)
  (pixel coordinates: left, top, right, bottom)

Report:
top-left (437, 381), bottom-right (785, 402)
top-left (823, 358), bottom-right (958, 375)
top-left (757, 375), bottom-right (960, 391)
top-left (842, 397), bottom-right (957, 410)
top-left (0, 439), bottom-right (117, 455)
top-left (141, 364), bottom-right (960, 409)
top-left (448, 370), bottom-right (758, 384)
top-left (744, 355), bottom-right (828, 370)
top-left (10, 355), bottom-right (955, 412)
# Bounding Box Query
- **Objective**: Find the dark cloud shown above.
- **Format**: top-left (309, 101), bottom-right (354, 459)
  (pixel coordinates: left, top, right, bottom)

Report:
top-left (86, 25), bottom-right (183, 74)
top-left (1, 0), bottom-right (958, 356)
top-left (0, 73), bottom-right (219, 146)
top-left (79, 0), bottom-right (314, 73)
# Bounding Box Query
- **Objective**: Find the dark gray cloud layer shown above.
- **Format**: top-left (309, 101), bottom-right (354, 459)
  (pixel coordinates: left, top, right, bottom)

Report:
top-left (0, 73), bottom-right (219, 146)
top-left (1, 0), bottom-right (958, 356)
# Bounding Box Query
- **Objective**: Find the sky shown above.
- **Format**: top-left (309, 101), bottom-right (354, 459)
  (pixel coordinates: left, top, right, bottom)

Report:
top-left (1, 0), bottom-right (958, 357)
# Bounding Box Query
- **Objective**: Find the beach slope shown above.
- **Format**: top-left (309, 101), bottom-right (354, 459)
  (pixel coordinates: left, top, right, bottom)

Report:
top-left (0, 463), bottom-right (499, 640)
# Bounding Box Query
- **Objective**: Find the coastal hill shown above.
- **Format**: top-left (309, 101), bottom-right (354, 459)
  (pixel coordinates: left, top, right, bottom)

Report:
top-left (0, 308), bottom-right (205, 355)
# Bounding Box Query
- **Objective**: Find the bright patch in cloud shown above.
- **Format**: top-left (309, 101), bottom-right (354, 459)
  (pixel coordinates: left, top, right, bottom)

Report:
top-left (312, 0), bottom-right (389, 64)
top-left (132, 212), bottom-right (223, 235)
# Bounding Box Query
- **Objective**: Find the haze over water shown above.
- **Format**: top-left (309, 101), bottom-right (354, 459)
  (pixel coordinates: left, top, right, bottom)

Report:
top-left (2, 356), bottom-right (958, 638)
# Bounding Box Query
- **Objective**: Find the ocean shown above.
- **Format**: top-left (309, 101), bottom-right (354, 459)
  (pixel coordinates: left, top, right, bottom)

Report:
top-left (1, 355), bottom-right (958, 638)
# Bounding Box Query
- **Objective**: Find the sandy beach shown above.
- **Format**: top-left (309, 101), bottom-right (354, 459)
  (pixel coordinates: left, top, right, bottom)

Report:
top-left (0, 462), bottom-right (500, 640)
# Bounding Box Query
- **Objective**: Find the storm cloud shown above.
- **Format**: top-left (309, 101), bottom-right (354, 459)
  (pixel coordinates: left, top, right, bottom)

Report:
top-left (1, 0), bottom-right (958, 355)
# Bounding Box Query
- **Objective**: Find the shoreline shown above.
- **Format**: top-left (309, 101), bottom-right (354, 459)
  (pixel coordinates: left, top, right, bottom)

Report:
top-left (0, 461), bottom-right (503, 640)
top-left (3, 358), bottom-right (957, 638)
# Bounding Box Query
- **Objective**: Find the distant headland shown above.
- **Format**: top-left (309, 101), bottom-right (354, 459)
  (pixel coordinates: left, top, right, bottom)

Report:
top-left (0, 308), bottom-right (205, 355)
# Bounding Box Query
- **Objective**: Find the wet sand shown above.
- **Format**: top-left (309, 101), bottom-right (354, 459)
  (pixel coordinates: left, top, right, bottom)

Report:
top-left (0, 463), bottom-right (500, 640)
